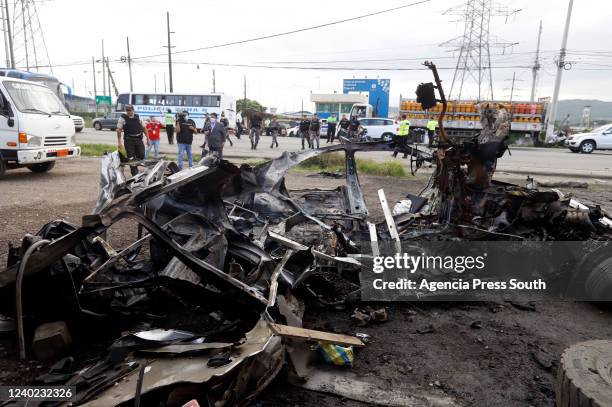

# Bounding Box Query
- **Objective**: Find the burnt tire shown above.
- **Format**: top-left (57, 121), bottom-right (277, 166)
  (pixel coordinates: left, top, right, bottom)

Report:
top-left (556, 340), bottom-right (612, 407)
top-left (94, 122), bottom-right (102, 130)
top-left (27, 161), bottom-right (55, 173)
top-left (585, 257), bottom-right (612, 301)
top-left (580, 141), bottom-right (595, 154)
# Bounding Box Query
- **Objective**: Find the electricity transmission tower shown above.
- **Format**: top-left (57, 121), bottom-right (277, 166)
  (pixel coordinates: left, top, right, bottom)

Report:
top-left (440, 0), bottom-right (520, 101)
top-left (1, 0), bottom-right (52, 72)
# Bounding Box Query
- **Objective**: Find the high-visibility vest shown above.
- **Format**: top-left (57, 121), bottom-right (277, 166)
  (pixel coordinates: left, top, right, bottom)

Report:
top-left (327, 115), bottom-right (337, 124)
top-left (398, 120), bottom-right (410, 136)
top-left (427, 120), bottom-right (438, 131)
top-left (165, 113), bottom-right (174, 125)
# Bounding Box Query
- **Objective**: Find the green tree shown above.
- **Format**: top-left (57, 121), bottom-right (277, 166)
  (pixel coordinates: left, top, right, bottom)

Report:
top-left (237, 98), bottom-right (265, 113)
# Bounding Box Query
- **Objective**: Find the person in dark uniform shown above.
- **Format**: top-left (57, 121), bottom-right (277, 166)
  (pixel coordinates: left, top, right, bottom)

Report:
top-left (337, 114), bottom-right (350, 141)
top-left (309, 113), bottom-right (321, 149)
top-left (269, 117), bottom-right (281, 148)
top-left (116, 105), bottom-right (149, 176)
top-left (298, 114), bottom-right (311, 149)
top-left (207, 112), bottom-right (227, 159)
top-left (250, 113), bottom-right (262, 150)
top-left (176, 111), bottom-right (197, 169)
top-left (348, 115), bottom-right (361, 139)
top-left (220, 111), bottom-right (233, 146)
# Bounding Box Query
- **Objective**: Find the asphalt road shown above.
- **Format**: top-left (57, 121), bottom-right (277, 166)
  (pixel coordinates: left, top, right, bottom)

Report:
top-left (76, 128), bottom-right (612, 179)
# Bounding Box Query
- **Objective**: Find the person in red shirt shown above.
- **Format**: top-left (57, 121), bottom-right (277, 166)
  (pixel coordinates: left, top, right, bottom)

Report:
top-left (145, 116), bottom-right (164, 160)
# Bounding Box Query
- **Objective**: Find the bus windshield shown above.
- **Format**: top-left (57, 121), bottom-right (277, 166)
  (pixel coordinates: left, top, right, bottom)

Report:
top-left (5, 81), bottom-right (70, 115)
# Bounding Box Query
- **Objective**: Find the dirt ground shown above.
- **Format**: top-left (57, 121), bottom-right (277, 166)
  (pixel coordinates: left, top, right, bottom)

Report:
top-left (1, 157), bottom-right (612, 406)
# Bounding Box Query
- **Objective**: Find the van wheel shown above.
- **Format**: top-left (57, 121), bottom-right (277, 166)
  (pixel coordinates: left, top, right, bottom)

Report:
top-left (580, 140), bottom-right (595, 154)
top-left (0, 158), bottom-right (6, 179)
top-left (27, 161), bottom-right (55, 173)
top-left (94, 122), bottom-right (102, 130)
top-left (75, 127), bottom-right (83, 133)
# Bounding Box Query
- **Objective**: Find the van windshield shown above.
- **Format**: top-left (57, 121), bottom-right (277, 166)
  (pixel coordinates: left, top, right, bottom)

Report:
top-left (4, 81), bottom-right (69, 116)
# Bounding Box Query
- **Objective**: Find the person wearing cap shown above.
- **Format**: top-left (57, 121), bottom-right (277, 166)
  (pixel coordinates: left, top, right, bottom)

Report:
top-left (176, 110), bottom-right (197, 169)
top-left (116, 105), bottom-right (149, 176)
top-left (207, 112), bottom-right (227, 159)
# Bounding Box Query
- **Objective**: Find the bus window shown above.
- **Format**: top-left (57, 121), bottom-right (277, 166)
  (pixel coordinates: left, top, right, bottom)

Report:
top-left (185, 95), bottom-right (194, 106)
top-left (116, 93), bottom-right (129, 111)
top-left (135, 94), bottom-right (144, 105)
top-left (214, 96), bottom-right (221, 107)
top-left (192, 96), bottom-right (202, 107)
top-left (159, 95), bottom-right (167, 106)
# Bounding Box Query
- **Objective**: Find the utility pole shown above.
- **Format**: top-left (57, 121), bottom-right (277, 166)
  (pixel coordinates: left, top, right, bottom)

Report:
top-left (1, 0), bottom-right (9, 68)
top-left (243, 75), bottom-right (246, 101)
top-left (164, 12), bottom-right (174, 92)
top-left (126, 36), bottom-right (133, 92)
top-left (3, 0), bottom-right (14, 68)
top-left (106, 57), bottom-right (111, 99)
top-left (91, 56), bottom-right (97, 115)
top-left (154, 74), bottom-right (157, 92)
top-left (21, 0), bottom-right (29, 70)
top-left (509, 72), bottom-right (516, 105)
top-left (101, 40), bottom-right (106, 98)
top-left (212, 69), bottom-right (216, 93)
top-left (545, 0), bottom-right (574, 141)
top-left (530, 21), bottom-right (543, 103)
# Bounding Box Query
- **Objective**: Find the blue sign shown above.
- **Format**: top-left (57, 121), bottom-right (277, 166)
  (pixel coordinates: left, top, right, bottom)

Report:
top-left (343, 78), bottom-right (390, 118)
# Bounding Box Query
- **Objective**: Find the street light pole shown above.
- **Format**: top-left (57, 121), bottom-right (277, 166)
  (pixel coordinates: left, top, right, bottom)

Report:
top-left (545, 0), bottom-right (574, 141)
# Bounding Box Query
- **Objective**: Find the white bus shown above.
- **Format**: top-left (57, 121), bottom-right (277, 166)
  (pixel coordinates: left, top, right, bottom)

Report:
top-left (115, 92), bottom-right (236, 130)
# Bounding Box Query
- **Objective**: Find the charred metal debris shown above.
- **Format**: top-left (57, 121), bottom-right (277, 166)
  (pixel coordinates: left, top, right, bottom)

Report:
top-left (1, 63), bottom-right (611, 406)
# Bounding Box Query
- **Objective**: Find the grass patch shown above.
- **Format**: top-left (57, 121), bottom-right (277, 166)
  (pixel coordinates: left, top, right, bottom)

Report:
top-left (79, 143), bottom-right (114, 156)
top-left (296, 152), bottom-right (408, 177)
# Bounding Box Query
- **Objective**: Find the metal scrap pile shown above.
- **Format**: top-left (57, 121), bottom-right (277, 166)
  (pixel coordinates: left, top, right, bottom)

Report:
top-left (0, 145), bottom-right (387, 406)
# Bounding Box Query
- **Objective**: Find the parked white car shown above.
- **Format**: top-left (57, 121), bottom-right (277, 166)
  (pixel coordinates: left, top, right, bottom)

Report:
top-left (565, 124), bottom-right (612, 153)
top-left (359, 118), bottom-right (396, 140)
top-left (72, 115), bottom-right (84, 132)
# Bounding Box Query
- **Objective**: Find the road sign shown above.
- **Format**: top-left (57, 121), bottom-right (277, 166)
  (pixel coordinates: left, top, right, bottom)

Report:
top-left (95, 96), bottom-right (112, 106)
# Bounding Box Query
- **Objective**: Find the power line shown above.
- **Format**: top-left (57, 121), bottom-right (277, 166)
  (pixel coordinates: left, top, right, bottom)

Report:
top-left (132, 59), bottom-right (533, 71)
top-left (130, 0), bottom-right (431, 61)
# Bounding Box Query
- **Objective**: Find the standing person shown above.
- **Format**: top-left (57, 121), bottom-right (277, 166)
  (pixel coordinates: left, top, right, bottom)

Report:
top-left (116, 105), bottom-right (148, 176)
top-left (337, 114), bottom-right (350, 142)
top-left (145, 116), bottom-right (163, 160)
top-left (392, 114), bottom-right (410, 158)
top-left (309, 114), bottom-right (321, 149)
top-left (176, 111), bottom-right (196, 170)
top-left (348, 115), bottom-right (361, 139)
top-left (220, 111), bottom-right (233, 146)
top-left (298, 114), bottom-right (311, 149)
top-left (264, 116), bottom-right (271, 137)
top-left (426, 116), bottom-right (438, 147)
top-left (249, 113), bottom-right (262, 150)
top-left (164, 109), bottom-right (175, 144)
top-left (269, 117), bottom-right (280, 148)
top-left (235, 118), bottom-right (243, 140)
top-left (207, 112), bottom-right (227, 159)
top-left (326, 114), bottom-right (338, 143)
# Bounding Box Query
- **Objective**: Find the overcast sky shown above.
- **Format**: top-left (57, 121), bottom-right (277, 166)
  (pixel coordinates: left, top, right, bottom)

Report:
top-left (19, 0), bottom-right (612, 112)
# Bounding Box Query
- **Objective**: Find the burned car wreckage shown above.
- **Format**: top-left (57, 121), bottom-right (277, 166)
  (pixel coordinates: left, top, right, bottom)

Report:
top-left (1, 63), bottom-right (611, 406)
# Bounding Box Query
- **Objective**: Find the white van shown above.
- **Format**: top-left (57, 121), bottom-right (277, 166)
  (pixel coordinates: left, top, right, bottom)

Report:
top-left (0, 77), bottom-right (80, 177)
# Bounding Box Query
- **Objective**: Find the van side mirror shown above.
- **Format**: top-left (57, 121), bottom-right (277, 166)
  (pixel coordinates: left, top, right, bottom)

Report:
top-left (7, 117), bottom-right (14, 127)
